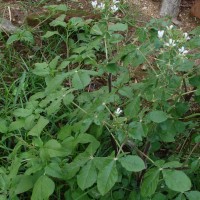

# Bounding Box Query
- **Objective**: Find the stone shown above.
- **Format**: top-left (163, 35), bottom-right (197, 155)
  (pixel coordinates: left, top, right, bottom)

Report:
top-left (191, 0), bottom-right (200, 19)
top-left (0, 18), bottom-right (20, 33)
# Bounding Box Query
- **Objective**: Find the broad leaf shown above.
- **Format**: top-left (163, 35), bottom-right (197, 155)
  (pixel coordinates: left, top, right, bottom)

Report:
top-left (162, 170), bottom-right (191, 193)
top-left (77, 160), bottom-right (97, 190)
top-left (108, 23), bottom-right (128, 32)
top-left (31, 175), bottom-right (55, 200)
top-left (9, 119), bottom-right (25, 131)
top-left (119, 155), bottom-right (145, 172)
top-left (32, 62), bottom-right (49, 76)
top-left (63, 152), bottom-right (90, 180)
top-left (46, 99), bottom-right (62, 115)
top-left (14, 175), bottom-right (34, 194)
top-left (63, 93), bottom-right (74, 106)
top-left (45, 74), bottom-right (67, 93)
top-left (141, 168), bottom-right (160, 197)
top-left (28, 116), bottom-right (49, 137)
top-left (49, 56), bottom-right (60, 69)
top-left (43, 139), bottom-right (67, 157)
top-left (90, 24), bottom-right (103, 35)
top-left (97, 160), bottom-right (118, 195)
top-left (13, 108), bottom-right (32, 118)
top-left (45, 163), bottom-right (63, 179)
top-left (42, 31), bottom-right (59, 39)
top-left (72, 71), bottom-right (91, 89)
top-left (185, 191), bottom-right (200, 200)
top-left (6, 34), bottom-right (19, 45)
top-left (149, 111), bottom-right (168, 123)
top-left (0, 119), bottom-right (8, 134)
top-left (49, 14), bottom-right (67, 27)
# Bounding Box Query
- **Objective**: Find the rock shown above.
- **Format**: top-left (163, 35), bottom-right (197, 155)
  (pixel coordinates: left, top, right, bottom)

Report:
top-left (0, 18), bottom-right (20, 33)
top-left (160, 0), bottom-right (181, 18)
top-left (191, 0), bottom-right (200, 19)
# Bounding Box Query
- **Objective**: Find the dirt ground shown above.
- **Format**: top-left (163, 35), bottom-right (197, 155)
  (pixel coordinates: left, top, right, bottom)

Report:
top-left (0, 0), bottom-right (200, 31)
top-left (129, 0), bottom-right (200, 31)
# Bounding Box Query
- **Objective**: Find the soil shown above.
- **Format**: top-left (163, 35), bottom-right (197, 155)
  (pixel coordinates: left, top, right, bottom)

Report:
top-left (129, 0), bottom-right (200, 31)
top-left (0, 0), bottom-right (200, 31)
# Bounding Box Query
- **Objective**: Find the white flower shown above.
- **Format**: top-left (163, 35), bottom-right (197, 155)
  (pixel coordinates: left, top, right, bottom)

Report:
top-left (165, 39), bottom-right (176, 47)
top-left (178, 46), bottom-right (188, 55)
top-left (114, 108), bottom-right (122, 116)
top-left (113, 0), bottom-right (120, 4)
top-left (158, 30), bottom-right (164, 38)
top-left (183, 32), bottom-right (190, 40)
top-left (111, 5), bottom-right (119, 12)
top-left (91, 0), bottom-right (98, 8)
top-left (97, 2), bottom-right (105, 9)
top-left (166, 25), bottom-right (173, 30)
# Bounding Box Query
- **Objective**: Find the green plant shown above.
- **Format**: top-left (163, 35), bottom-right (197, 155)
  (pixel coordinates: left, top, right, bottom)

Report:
top-left (0, 1), bottom-right (200, 200)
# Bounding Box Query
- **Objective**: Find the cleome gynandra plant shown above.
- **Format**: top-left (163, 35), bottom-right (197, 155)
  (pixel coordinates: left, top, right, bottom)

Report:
top-left (0, 0), bottom-right (200, 199)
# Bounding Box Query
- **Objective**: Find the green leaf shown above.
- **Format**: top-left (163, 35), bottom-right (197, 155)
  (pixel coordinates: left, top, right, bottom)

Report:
top-left (118, 86), bottom-right (133, 98)
top-left (163, 161), bottom-right (182, 169)
top-left (90, 24), bottom-right (103, 35)
top-left (58, 60), bottom-right (70, 70)
top-left (72, 71), bottom-right (91, 89)
top-left (32, 62), bottom-right (49, 76)
top-left (152, 193), bottom-right (167, 200)
top-left (46, 99), bottom-right (62, 115)
top-left (119, 155), bottom-right (145, 172)
top-left (162, 170), bottom-right (191, 193)
top-left (109, 33), bottom-right (124, 44)
top-left (124, 96), bottom-right (140, 119)
top-left (108, 23), bottom-right (128, 32)
top-left (77, 160), bottom-right (97, 190)
top-left (9, 157), bottom-right (21, 179)
top-left (42, 31), bottom-right (59, 39)
top-left (149, 111), bottom-right (168, 123)
top-left (28, 116), bottom-right (49, 137)
top-left (57, 125), bottom-right (72, 140)
top-left (43, 139), bottom-right (67, 157)
top-left (97, 160), bottom-right (118, 195)
top-left (31, 175), bottom-right (55, 200)
top-left (6, 34), bottom-right (19, 45)
top-left (48, 56), bottom-right (60, 70)
top-left (14, 175), bottom-right (34, 194)
top-left (63, 152), bottom-right (90, 180)
top-left (105, 63), bottom-right (120, 74)
top-left (0, 118), bottom-right (8, 134)
top-left (13, 108), bottom-right (32, 117)
top-left (49, 14), bottom-right (67, 27)
top-left (69, 17), bottom-right (84, 27)
top-left (128, 122), bottom-right (146, 141)
top-left (45, 74), bottom-right (67, 93)
top-left (21, 30), bottom-right (34, 44)
top-left (141, 168), bottom-right (160, 197)
top-left (9, 119), bottom-right (25, 131)
top-left (63, 93), bottom-right (74, 106)
top-left (185, 191), bottom-right (200, 200)
top-left (136, 28), bottom-right (147, 43)
top-left (45, 163), bottom-right (63, 179)
top-left (189, 75), bottom-right (200, 87)
top-left (177, 60), bottom-right (194, 72)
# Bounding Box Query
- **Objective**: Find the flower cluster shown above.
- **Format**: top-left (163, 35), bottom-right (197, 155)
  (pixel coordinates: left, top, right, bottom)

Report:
top-left (91, 0), bottom-right (120, 12)
top-left (112, 0), bottom-right (120, 12)
top-left (178, 46), bottom-right (188, 55)
top-left (114, 108), bottom-right (122, 116)
top-left (91, 1), bottom-right (105, 9)
top-left (165, 39), bottom-right (176, 47)
top-left (157, 25), bottom-right (190, 56)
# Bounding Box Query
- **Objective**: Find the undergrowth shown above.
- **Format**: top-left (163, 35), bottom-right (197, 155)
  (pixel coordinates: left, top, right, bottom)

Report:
top-left (0, 1), bottom-right (200, 199)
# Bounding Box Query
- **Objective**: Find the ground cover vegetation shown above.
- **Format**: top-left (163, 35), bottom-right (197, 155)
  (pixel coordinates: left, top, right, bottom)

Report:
top-left (0, 0), bottom-right (200, 199)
